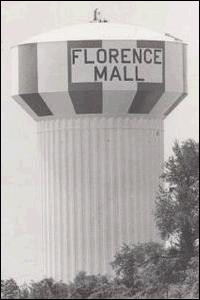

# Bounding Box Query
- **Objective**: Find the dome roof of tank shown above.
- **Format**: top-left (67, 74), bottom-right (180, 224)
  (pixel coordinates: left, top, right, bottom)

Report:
top-left (18, 22), bottom-right (181, 45)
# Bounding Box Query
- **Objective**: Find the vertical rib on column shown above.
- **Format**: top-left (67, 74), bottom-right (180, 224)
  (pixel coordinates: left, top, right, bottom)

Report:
top-left (60, 121), bottom-right (68, 280)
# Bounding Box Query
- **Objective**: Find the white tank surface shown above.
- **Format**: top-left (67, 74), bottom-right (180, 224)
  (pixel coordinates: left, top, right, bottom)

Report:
top-left (11, 21), bottom-right (187, 282)
top-left (12, 22), bottom-right (187, 119)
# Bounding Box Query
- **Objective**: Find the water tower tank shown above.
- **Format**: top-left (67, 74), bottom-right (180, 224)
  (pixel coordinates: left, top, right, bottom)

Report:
top-left (11, 21), bottom-right (187, 282)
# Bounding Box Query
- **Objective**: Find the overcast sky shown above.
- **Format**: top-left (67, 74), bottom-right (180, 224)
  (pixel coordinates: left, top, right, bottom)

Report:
top-left (1, 1), bottom-right (199, 283)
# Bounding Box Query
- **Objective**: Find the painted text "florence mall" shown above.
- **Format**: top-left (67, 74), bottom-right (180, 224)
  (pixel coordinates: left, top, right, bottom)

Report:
top-left (71, 47), bottom-right (163, 82)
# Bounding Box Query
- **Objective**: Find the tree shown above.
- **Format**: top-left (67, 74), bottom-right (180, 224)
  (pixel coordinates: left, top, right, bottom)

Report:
top-left (111, 243), bottom-right (144, 291)
top-left (28, 278), bottom-right (69, 299)
top-left (29, 278), bottom-right (55, 299)
top-left (111, 242), bottom-right (183, 298)
top-left (155, 139), bottom-right (199, 261)
top-left (167, 252), bottom-right (199, 299)
top-left (181, 252), bottom-right (199, 298)
top-left (1, 279), bottom-right (20, 299)
top-left (18, 283), bottom-right (30, 299)
top-left (88, 281), bottom-right (130, 299)
top-left (68, 272), bottom-right (109, 299)
top-left (51, 281), bottom-right (69, 299)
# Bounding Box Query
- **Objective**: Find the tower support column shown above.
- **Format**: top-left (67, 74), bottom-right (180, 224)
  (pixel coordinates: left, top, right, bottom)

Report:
top-left (38, 115), bottom-right (164, 282)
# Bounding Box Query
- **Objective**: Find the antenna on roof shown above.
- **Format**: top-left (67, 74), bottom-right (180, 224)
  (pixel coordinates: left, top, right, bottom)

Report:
top-left (90, 8), bottom-right (108, 23)
top-left (165, 32), bottom-right (182, 42)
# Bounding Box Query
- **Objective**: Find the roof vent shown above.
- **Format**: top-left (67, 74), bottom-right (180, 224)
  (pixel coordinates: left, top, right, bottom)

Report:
top-left (90, 8), bottom-right (108, 23)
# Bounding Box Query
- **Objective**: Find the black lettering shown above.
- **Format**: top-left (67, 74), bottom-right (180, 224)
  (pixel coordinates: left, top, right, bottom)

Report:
top-left (72, 49), bottom-right (82, 64)
top-left (109, 49), bottom-right (119, 63)
top-left (84, 49), bottom-right (94, 64)
top-left (110, 66), bottom-right (122, 81)
top-left (97, 49), bottom-right (107, 63)
top-left (144, 49), bottom-right (153, 64)
top-left (123, 66), bottom-right (133, 81)
top-left (121, 49), bottom-right (131, 63)
top-left (154, 49), bottom-right (162, 64)
top-left (133, 48), bottom-right (142, 64)
top-left (94, 66), bottom-right (107, 81)
top-left (135, 66), bottom-right (144, 81)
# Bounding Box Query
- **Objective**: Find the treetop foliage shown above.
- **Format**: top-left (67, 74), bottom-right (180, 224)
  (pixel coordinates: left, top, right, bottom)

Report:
top-left (155, 139), bottom-right (199, 260)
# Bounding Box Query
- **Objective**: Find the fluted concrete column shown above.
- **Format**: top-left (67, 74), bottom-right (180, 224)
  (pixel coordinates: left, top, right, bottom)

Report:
top-left (38, 115), bottom-right (164, 283)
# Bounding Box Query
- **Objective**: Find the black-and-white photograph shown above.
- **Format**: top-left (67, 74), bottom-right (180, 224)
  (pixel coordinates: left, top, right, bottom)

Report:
top-left (1, 1), bottom-right (199, 299)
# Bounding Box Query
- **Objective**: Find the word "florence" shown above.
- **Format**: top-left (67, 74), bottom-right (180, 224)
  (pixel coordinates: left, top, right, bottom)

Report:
top-left (72, 48), bottom-right (163, 65)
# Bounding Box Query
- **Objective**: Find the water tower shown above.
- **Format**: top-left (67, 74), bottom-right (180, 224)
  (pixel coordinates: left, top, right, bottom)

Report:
top-left (11, 14), bottom-right (187, 282)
